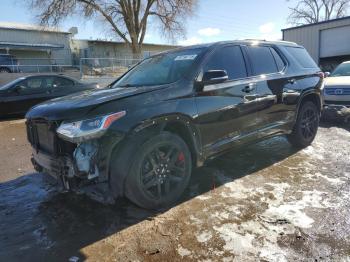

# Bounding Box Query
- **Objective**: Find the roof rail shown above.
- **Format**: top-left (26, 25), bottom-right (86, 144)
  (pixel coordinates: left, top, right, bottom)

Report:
top-left (244, 39), bottom-right (298, 46)
top-left (244, 39), bottom-right (266, 41)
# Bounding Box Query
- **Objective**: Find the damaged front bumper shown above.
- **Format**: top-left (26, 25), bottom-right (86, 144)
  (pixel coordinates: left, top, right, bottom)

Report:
top-left (31, 131), bottom-right (124, 194)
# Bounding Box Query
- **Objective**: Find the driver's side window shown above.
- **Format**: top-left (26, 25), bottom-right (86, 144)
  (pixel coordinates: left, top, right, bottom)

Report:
top-left (16, 77), bottom-right (47, 94)
top-left (204, 46), bottom-right (247, 81)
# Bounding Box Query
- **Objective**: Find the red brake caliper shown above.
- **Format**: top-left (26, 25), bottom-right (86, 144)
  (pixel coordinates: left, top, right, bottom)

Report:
top-left (177, 152), bottom-right (185, 163)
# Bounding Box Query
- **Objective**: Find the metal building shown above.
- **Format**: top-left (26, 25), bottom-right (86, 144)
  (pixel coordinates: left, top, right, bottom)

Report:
top-left (282, 16), bottom-right (350, 71)
top-left (0, 22), bottom-right (72, 71)
top-left (71, 39), bottom-right (178, 63)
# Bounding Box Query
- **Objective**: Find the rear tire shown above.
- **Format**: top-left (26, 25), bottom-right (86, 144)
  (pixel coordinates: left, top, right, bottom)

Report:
top-left (287, 101), bottom-right (319, 148)
top-left (123, 132), bottom-right (192, 209)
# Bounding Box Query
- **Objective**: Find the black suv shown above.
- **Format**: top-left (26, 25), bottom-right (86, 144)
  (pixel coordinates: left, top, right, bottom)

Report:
top-left (26, 40), bottom-right (324, 209)
top-left (0, 54), bottom-right (20, 73)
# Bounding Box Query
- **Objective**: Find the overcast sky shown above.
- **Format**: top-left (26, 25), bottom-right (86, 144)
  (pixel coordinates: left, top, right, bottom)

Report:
top-left (0, 0), bottom-right (292, 45)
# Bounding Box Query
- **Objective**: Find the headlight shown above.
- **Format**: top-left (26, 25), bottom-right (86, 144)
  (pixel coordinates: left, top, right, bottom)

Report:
top-left (57, 111), bottom-right (126, 143)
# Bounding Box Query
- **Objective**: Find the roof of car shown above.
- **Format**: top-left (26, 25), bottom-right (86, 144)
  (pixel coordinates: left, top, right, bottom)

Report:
top-left (158, 39), bottom-right (299, 55)
top-left (21, 74), bottom-right (79, 81)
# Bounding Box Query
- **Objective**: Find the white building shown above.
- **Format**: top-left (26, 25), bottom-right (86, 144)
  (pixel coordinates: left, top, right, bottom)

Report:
top-left (0, 22), bottom-right (72, 66)
top-left (282, 16), bottom-right (350, 71)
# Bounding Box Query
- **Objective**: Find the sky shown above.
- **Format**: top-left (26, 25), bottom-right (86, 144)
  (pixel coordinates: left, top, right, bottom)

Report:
top-left (0, 0), bottom-right (293, 45)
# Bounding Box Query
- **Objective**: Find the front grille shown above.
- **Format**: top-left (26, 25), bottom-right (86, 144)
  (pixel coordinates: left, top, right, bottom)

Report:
top-left (27, 120), bottom-right (58, 155)
top-left (325, 88), bottom-right (350, 95)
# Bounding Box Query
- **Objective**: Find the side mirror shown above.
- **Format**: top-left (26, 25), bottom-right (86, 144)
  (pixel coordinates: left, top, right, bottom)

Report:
top-left (13, 85), bottom-right (24, 93)
top-left (194, 70), bottom-right (229, 92)
top-left (324, 72), bottom-right (331, 78)
top-left (202, 70), bottom-right (228, 85)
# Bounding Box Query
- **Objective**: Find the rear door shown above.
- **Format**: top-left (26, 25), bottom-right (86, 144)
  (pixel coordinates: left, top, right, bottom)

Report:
top-left (245, 45), bottom-right (297, 137)
top-left (52, 76), bottom-right (88, 97)
top-left (50, 76), bottom-right (77, 97)
top-left (194, 45), bottom-right (260, 156)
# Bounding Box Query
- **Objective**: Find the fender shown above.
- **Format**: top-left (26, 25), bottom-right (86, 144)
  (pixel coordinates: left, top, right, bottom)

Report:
top-left (108, 113), bottom-right (203, 198)
top-left (132, 113), bottom-right (203, 165)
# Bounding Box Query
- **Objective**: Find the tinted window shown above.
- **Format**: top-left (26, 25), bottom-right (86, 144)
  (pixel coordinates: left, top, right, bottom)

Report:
top-left (331, 62), bottom-right (350, 77)
top-left (270, 48), bottom-right (285, 71)
top-left (286, 47), bottom-right (318, 68)
top-left (17, 77), bottom-right (48, 94)
top-left (248, 46), bottom-right (278, 75)
top-left (26, 78), bottom-right (42, 89)
top-left (204, 46), bottom-right (247, 80)
top-left (53, 77), bottom-right (74, 87)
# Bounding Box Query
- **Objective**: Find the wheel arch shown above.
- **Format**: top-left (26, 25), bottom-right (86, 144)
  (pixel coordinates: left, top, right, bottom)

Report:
top-left (108, 114), bottom-right (203, 198)
top-left (297, 91), bottom-right (322, 117)
top-left (131, 114), bottom-right (203, 167)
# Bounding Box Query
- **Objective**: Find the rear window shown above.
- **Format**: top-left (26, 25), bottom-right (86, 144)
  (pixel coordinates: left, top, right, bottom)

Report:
top-left (247, 46), bottom-right (279, 75)
top-left (286, 47), bottom-right (318, 68)
top-left (270, 48), bottom-right (285, 71)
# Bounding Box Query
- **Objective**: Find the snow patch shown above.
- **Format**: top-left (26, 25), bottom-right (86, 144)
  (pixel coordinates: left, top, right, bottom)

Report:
top-left (196, 194), bottom-right (212, 201)
top-left (196, 231), bottom-right (212, 243)
top-left (177, 245), bottom-right (192, 257)
top-left (213, 223), bottom-right (255, 254)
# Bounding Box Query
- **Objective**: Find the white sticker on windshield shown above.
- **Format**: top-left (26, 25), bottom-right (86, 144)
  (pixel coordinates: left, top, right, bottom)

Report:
top-left (174, 55), bottom-right (197, 61)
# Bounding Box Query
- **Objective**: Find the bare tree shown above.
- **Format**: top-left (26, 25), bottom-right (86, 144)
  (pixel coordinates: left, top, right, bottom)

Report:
top-left (26, 0), bottom-right (197, 56)
top-left (287, 0), bottom-right (350, 25)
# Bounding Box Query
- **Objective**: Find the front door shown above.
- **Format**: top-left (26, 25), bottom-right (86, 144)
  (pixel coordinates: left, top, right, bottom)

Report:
top-left (194, 45), bottom-right (260, 157)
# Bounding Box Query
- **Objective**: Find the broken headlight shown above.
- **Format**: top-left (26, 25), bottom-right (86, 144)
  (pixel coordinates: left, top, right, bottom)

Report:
top-left (56, 111), bottom-right (126, 143)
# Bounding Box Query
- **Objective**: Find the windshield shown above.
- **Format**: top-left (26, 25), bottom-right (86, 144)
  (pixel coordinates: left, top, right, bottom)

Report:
top-left (113, 48), bottom-right (205, 87)
top-left (0, 78), bottom-right (22, 91)
top-left (331, 62), bottom-right (350, 77)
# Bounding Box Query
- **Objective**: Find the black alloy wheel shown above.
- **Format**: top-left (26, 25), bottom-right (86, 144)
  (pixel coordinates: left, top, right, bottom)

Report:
top-left (287, 101), bottom-right (320, 148)
top-left (124, 132), bottom-right (192, 209)
top-left (140, 144), bottom-right (187, 200)
top-left (300, 107), bottom-right (318, 140)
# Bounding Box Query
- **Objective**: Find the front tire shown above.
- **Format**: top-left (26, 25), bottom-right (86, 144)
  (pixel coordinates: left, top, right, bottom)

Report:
top-left (124, 132), bottom-right (192, 209)
top-left (287, 101), bottom-right (319, 148)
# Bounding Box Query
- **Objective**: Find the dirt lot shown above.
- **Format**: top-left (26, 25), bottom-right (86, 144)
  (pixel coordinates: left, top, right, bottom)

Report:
top-left (0, 119), bottom-right (350, 261)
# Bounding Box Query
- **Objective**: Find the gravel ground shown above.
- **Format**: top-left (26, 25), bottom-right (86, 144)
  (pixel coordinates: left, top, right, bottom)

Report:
top-left (0, 119), bottom-right (349, 261)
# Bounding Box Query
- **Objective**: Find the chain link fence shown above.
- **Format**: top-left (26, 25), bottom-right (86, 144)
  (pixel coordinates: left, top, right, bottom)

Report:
top-left (80, 57), bottom-right (142, 79)
top-left (0, 58), bottom-right (78, 74)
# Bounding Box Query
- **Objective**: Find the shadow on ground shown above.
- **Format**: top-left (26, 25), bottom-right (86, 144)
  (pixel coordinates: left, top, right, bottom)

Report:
top-left (0, 120), bottom-right (348, 261)
top-left (0, 134), bottom-right (300, 261)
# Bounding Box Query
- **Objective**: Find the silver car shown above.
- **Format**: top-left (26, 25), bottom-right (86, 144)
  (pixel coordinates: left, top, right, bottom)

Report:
top-left (323, 61), bottom-right (350, 121)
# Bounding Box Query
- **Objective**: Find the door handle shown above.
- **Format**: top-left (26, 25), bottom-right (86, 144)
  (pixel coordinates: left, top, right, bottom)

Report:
top-left (242, 83), bottom-right (256, 93)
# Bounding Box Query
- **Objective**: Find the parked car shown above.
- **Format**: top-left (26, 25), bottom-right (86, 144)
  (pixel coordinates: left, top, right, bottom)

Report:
top-left (0, 74), bottom-right (98, 117)
top-left (26, 40), bottom-right (324, 209)
top-left (0, 54), bottom-right (20, 73)
top-left (324, 61), bottom-right (350, 112)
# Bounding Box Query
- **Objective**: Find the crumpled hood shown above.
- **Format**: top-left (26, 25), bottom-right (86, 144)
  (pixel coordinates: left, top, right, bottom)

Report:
top-left (26, 85), bottom-right (163, 121)
top-left (325, 76), bottom-right (350, 87)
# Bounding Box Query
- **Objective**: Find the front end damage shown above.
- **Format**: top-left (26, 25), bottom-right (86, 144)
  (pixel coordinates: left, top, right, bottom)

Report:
top-left (27, 119), bottom-right (123, 203)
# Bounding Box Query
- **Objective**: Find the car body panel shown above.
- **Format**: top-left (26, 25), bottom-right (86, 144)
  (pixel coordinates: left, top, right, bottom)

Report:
top-left (0, 54), bottom-right (20, 73)
top-left (324, 76), bottom-right (350, 103)
top-left (0, 75), bottom-right (97, 117)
